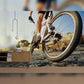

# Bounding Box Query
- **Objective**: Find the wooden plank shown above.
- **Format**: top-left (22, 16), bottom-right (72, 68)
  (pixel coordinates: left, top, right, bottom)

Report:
top-left (12, 51), bottom-right (31, 62)
top-left (0, 67), bottom-right (84, 73)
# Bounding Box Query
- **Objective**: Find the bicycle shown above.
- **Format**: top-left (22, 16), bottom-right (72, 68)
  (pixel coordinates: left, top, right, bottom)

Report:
top-left (30, 11), bottom-right (82, 62)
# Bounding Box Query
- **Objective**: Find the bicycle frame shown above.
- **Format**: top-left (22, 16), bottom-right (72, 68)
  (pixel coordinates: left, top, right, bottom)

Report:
top-left (41, 21), bottom-right (51, 42)
top-left (40, 13), bottom-right (57, 43)
top-left (30, 12), bottom-right (59, 44)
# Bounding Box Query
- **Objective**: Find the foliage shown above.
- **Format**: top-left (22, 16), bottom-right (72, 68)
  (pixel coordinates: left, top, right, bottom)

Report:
top-left (17, 40), bottom-right (30, 47)
top-left (16, 44), bottom-right (21, 48)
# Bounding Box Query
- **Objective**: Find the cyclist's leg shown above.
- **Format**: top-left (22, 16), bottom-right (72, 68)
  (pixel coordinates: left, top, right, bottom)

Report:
top-left (49, 11), bottom-right (53, 21)
top-left (36, 11), bottom-right (45, 34)
top-left (43, 11), bottom-right (53, 21)
top-left (45, 0), bottom-right (56, 10)
top-left (46, 0), bottom-right (57, 10)
top-left (52, 0), bottom-right (57, 10)
top-left (46, 0), bottom-right (52, 10)
top-left (43, 11), bottom-right (50, 21)
top-left (30, 11), bottom-right (45, 52)
top-left (24, 0), bottom-right (30, 11)
top-left (28, 11), bottom-right (35, 23)
top-left (36, 0), bottom-right (47, 11)
top-left (29, 11), bottom-right (33, 17)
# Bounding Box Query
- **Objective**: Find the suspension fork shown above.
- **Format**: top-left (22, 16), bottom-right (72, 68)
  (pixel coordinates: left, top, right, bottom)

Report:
top-left (42, 33), bottom-right (51, 42)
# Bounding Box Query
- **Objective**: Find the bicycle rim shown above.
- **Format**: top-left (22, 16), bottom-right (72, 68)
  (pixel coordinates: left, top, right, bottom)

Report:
top-left (44, 11), bottom-right (82, 62)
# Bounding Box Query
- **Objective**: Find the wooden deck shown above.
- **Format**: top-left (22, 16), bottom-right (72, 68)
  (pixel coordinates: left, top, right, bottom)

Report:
top-left (0, 67), bottom-right (84, 73)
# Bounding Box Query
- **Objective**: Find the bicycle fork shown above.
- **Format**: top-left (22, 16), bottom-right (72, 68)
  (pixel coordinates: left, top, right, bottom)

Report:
top-left (42, 22), bottom-right (62, 44)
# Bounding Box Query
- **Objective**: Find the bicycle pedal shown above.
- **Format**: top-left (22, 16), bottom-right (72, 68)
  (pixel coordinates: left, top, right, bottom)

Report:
top-left (55, 33), bottom-right (62, 39)
top-left (37, 45), bottom-right (39, 49)
top-left (49, 32), bottom-right (55, 35)
top-left (32, 40), bottom-right (40, 48)
top-left (50, 26), bottom-right (55, 30)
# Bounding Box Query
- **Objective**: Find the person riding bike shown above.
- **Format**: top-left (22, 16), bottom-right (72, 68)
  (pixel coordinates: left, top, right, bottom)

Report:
top-left (28, 0), bottom-right (57, 53)
top-left (28, 11), bottom-right (35, 23)
top-left (29, 11), bottom-right (53, 53)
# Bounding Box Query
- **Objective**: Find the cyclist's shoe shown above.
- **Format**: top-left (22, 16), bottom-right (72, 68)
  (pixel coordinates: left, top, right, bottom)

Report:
top-left (28, 16), bottom-right (35, 24)
top-left (23, 7), bottom-right (29, 11)
top-left (30, 35), bottom-right (41, 54)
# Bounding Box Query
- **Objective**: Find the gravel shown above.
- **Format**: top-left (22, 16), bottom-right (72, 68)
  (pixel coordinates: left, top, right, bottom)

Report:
top-left (0, 45), bottom-right (84, 67)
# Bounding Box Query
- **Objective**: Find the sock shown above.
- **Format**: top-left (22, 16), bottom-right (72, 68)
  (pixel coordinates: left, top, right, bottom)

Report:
top-left (37, 33), bottom-right (40, 37)
top-left (37, 33), bottom-right (41, 40)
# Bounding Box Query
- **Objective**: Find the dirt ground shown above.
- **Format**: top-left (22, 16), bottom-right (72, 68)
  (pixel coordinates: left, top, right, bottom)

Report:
top-left (0, 45), bottom-right (84, 67)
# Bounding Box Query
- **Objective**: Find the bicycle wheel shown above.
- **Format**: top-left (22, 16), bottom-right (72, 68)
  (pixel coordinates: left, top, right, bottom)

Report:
top-left (43, 11), bottom-right (82, 62)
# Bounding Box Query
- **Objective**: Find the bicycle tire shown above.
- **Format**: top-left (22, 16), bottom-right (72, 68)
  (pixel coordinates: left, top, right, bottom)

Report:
top-left (44, 11), bottom-right (82, 62)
